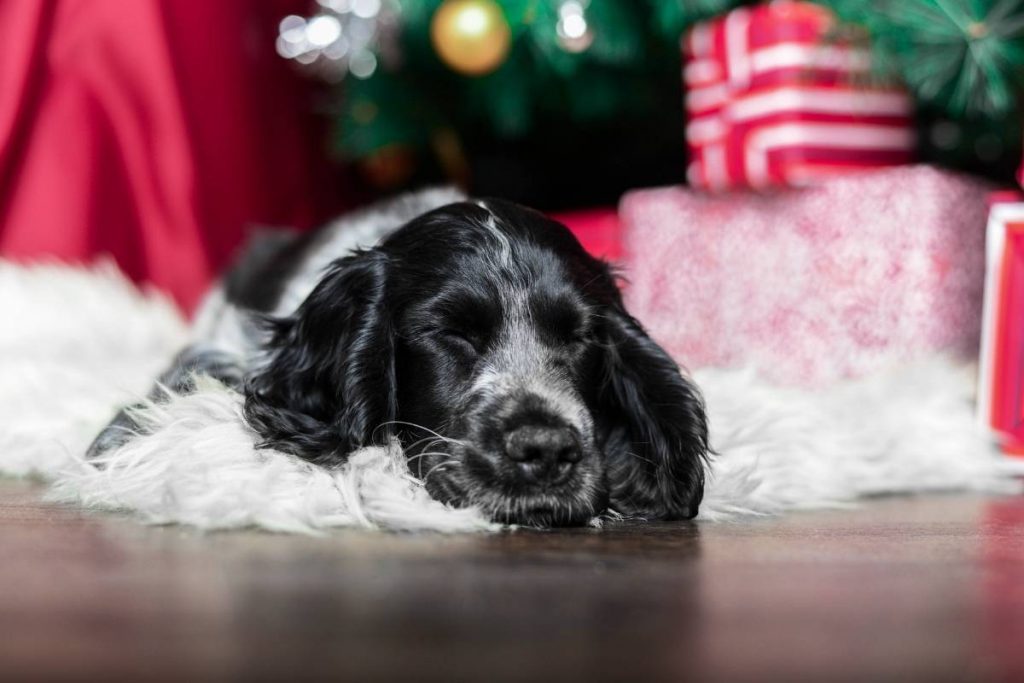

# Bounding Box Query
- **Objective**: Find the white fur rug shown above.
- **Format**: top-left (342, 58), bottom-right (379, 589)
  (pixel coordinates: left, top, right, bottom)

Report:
top-left (1, 260), bottom-right (1020, 533)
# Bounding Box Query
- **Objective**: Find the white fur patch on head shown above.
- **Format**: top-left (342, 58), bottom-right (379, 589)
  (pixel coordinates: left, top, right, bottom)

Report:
top-left (475, 202), bottom-right (514, 269)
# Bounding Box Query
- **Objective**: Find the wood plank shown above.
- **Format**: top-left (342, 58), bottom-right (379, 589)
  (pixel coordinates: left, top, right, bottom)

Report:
top-left (0, 478), bottom-right (1022, 682)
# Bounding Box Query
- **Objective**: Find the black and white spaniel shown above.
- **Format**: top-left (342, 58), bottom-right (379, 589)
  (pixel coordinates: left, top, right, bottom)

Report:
top-left (89, 189), bottom-right (709, 526)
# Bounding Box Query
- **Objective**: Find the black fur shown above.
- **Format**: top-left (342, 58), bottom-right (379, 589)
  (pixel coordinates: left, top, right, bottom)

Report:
top-left (89, 196), bottom-right (709, 526)
top-left (244, 251), bottom-right (397, 462)
top-left (242, 198), bottom-right (708, 525)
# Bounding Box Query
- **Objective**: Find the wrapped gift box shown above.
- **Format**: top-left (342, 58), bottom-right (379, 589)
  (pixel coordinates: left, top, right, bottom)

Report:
top-left (978, 196), bottom-right (1024, 455)
top-left (621, 165), bottom-right (992, 386)
top-left (684, 1), bottom-right (915, 191)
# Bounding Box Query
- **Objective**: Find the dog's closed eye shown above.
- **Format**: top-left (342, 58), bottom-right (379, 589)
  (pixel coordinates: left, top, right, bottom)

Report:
top-left (440, 328), bottom-right (485, 355)
top-left (532, 292), bottom-right (590, 348)
top-left (430, 291), bottom-right (499, 354)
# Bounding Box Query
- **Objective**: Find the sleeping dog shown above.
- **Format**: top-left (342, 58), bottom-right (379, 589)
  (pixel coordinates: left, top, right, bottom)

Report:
top-left (88, 189), bottom-right (709, 526)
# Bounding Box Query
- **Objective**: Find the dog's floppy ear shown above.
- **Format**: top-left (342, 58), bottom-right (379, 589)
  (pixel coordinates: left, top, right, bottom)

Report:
top-left (244, 250), bottom-right (396, 464)
top-left (596, 307), bottom-right (709, 520)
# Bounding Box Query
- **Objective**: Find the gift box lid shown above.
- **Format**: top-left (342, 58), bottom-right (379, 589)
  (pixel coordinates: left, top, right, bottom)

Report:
top-left (683, 1), bottom-right (914, 191)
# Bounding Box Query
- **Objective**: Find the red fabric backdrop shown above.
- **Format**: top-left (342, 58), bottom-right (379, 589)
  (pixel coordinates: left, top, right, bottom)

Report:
top-left (0, 0), bottom-right (350, 312)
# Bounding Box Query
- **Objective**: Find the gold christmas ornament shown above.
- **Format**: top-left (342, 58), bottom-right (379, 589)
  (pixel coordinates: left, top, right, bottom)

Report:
top-left (430, 0), bottom-right (512, 76)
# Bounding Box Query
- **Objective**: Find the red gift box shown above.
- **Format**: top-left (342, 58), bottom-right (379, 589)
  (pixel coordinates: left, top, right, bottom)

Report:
top-left (683, 1), bottom-right (915, 191)
top-left (621, 166), bottom-right (992, 387)
top-left (979, 196), bottom-right (1024, 455)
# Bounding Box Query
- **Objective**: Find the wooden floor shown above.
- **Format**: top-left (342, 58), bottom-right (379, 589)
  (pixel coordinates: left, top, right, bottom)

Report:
top-left (1, 478), bottom-right (1023, 682)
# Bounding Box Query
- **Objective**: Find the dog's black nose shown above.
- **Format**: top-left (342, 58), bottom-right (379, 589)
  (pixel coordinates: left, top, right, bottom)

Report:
top-left (503, 425), bottom-right (581, 484)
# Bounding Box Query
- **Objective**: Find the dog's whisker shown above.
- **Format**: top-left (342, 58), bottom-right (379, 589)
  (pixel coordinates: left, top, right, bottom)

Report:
top-left (375, 420), bottom-right (469, 446)
top-left (404, 452), bottom-right (435, 465)
top-left (422, 459), bottom-right (458, 483)
top-left (405, 435), bottom-right (450, 453)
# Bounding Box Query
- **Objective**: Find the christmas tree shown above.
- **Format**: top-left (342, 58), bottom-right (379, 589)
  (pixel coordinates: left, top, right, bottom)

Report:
top-left (278, 0), bottom-right (1024, 202)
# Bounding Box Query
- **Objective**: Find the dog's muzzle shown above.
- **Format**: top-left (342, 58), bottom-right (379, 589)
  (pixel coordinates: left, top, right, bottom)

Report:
top-left (448, 388), bottom-right (602, 526)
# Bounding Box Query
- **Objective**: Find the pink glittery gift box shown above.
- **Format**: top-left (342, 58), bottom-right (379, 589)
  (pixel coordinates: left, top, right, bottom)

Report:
top-left (620, 165), bottom-right (993, 386)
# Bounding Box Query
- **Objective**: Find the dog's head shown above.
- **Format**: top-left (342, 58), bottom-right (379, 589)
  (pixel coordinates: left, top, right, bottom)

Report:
top-left (245, 199), bottom-right (708, 526)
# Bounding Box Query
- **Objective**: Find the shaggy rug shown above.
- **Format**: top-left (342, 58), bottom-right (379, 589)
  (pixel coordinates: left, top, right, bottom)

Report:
top-left (1, 260), bottom-right (1020, 533)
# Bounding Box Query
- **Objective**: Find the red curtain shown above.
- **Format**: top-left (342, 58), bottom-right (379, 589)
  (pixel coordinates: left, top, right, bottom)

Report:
top-left (0, 0), bottom-right (350, 312)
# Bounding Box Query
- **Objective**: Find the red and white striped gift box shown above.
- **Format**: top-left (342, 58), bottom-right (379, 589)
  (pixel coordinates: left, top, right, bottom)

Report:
top-left (683, 1), bottom-right (915, 191)
top-left (978, 195), bottom-right (1024, 455)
